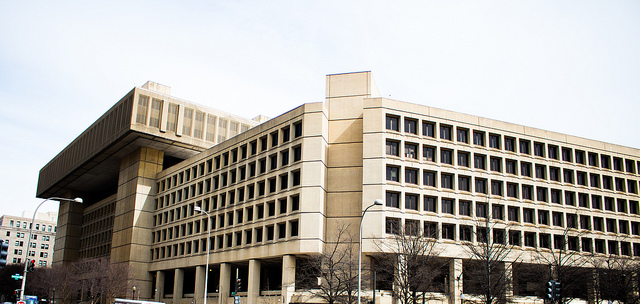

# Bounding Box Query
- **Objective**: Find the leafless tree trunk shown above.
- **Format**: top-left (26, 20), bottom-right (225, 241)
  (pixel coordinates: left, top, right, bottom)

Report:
top-left (296, 223), bottom-right (359, 304)
top-left (375, 220), bottom-right (444, 304)
top-left (463, 214), bottom-right (520, 304)
top-left (592, 254), bottom-right (640, 304)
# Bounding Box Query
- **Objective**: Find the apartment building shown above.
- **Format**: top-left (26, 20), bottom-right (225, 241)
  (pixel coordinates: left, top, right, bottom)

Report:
top-left (0, 212), bottom-right (58, 267)
top-left (38, 72), bottom-right (640, 304)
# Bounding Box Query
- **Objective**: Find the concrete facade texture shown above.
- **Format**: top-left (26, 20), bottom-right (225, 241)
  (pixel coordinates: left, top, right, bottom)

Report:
top-left (38, 72), bottom-right (640, 304)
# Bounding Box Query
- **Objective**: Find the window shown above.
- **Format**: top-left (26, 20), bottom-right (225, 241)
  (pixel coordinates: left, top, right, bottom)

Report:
top-left (405, 143), bottom-right (418, 159)
top-left (405, 194), bottom-right (419, 211)
top-left (519, 139), bottom-right (530, 155)
top-left (521, 162), bottom-right (532, 177)
top-left (510, 230), bottom-right (521, 246)
top-left (538, 210), bottom-right (549, 225)
top-left (475, 178), bottom-right (487, 194)
top-left (575, 150), bottom-right (585, 164)
top-left (422, 121), bottom-right (435, 137)
top-left (626, 159), bottom-right (637, 173)
top-left (405, 168), bottom-right (419, 185)
top-left (294, 121), bottom-right (303, 138)
top-left (508, 206), bottom-right (519, 222)
top-left (424, 222), bottom-right (438, 238)
top-left (523, 208), bottom-right (534, 223)
top-left (614, 157), bottom-right (624, 171)
top-left (442, 224), bottom-right (455, 240)
top-left (423, 171), bottom-right (437, 187)
top-left (535, 164), bottom-right (546, 179)
top-left (492, 204), bottom-right (504, 220)
top-left (386, 115), bottom-right (400, 131)
top-left (562, 148), bottom-right (573, 162)
top-left (564, 191), bottom-right (575, 206)
top-left (552, 212), bottom-right (564, 227)
top-left (534, 142), bottom-right (545, 157)
top-left (458, 176), bottom-right (470, 192)
top-left (491, 180), bottom-right (503, 196)
top-left (618, 199), bottom-right (628, 214)
top-left (458, 152), bottom-right (470, 167)
top-left (440, 125), bottom-right (452, 141)
top-left (385, 218), bottom-right (400, 235)
top-left (406, 220), bottom-right (420, 236)
top-left (442, 199), bottom-right (454, 214)
top-left (551, 189), bottom-right (562, 204)
top-left (536, 187), bottom-right (548, 202)
top-left (505, 137), bottom-right (516, 152)
top-left (589, 152), bottom-right (599, 167)
top-left (563, 169), bottom-right (574, 184)
top-left (593, 217), bottom-right (604, 231)
top-left (476, 203), bottom-right (488, 218)
top-left (566, 214), bottom-right (577, 228)
top-left (423, 146), bottom-right (436, 162)
top-left (404, 118), bottom-right (418, 134)
top-left (424, 196), bottom-right (437, 212)
top-left (473, 131), bottom-right (485, 146)
top-left (386, 192), bottom-right (399, 208)
top-left (507, 183), bottom-right (518, 198)
top-left (441, 173), bottom-right (454, 189)
top-left (592, 195), bottom-right (603, 210)
top-left (474, 154), bottom-right (486, 170)
top-left (441, 149), bottom-right (453, 165)
top-left (601, 155), bottom-right (611, 169)
top-left (603, 176), bottom-right (613, 190)
top-left (460, 225), bottom-right (473, 241)
top-left (488, 134), bottom-right (501, 149)
top-left (490, 157), bottom-right (502, 172)
top-left (386, 140), bottom-right (399, 156)
top-left (577, 171), bottom-right (587, 186)
top-left (459, 200), bottom-right (471, 216)
top-left (457, 128), bottom-right (469, 143)
top-left (386, 166), bottom-right (400, 182)
top-left (505, 159), bottom-right (517, 175)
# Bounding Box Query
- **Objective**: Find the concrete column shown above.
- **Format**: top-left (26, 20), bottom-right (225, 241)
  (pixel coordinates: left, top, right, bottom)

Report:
top-left (504, 262), bottom-right (513, 300)
top-left (155, 270), bottom-right (165, 302)
top-left (195, 266), bottom-right (205, 304)
top-left (219, 263), bottom-right (231, 304)
top-left (174, 268), bottom-right (184, 304)
top-left (282, 255), bottom-right (296, 304)
top-left (248, 259), bottom-right (261, 304)
top-left (449, 258), bottom-right (463, 304)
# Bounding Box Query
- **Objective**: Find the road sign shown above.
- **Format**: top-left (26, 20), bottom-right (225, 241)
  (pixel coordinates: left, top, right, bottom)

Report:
top-left (12, 274), bottom-right (24, 280)
top-left (17, 301), bottom-right (25, 304)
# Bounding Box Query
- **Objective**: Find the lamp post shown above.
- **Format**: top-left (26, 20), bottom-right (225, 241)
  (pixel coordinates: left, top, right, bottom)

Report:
top-left (358, 199), bottom-right (383, 304)
top-left (132, 286), bottom-right (136, 300)
top-left (194, 206), bottom-right (211, 304)
top-left (21, 197), bottom-right (82, 301)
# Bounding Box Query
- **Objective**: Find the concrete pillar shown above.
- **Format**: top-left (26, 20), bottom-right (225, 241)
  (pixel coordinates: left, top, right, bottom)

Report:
top-left (248, 259), bottom-right (261, 304)
top-left (282, 255), bottom-right (296, 304)
top-left (195, 266), bottom-right (205, 304)
top-left (219, 263), bottom-right (231, 304)
top-left (174, 268), bottom-right (184, 304)
top-left (449, 258), bottom-right (463, 304)
top-left (504, 262), bottom-right (513, 299)
top-left (155, 270), bottom-right (165, 302)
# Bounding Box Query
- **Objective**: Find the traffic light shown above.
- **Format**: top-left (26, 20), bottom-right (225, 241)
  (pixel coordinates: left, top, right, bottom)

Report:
top-left (27, 259), bottom-right (35, 272)
top-left (237, 278), bottom-right (242, 291)
top-left (0, 240), bottom-right (8, 269)
top-left (546, 280), bottom-right (556, 300)
top-left (554, 282), bottom-right (561, 300)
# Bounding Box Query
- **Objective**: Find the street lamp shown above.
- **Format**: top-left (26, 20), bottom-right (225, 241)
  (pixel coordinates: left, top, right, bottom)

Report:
top-left (358, 199), bottom-right (383, 304)
top-left (21, 197), bottom-right (82, 301)
top-left (132, 286), bottom-right (136, 300)
top-left (194, 206), bottom-right (211, 304)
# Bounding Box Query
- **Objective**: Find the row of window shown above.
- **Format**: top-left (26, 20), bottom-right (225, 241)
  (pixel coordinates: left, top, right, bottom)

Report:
top-left (387, 141), bottom-right (639, 193)
top-left (7, 220), bottom-right (55, 232)
top-left (79, 244), bottom-right (111, 259)
top-left (385, 217), bottom-right (640, 256)
top-left (385, 115), bottom-right (639, 173)
top-left (151, 220), bottom-right (299, 260)
top-left (154, 195), bottom-right (300, 241)
top-left (10, 258), bottom-right (47, 266)
top-left (158, 121), bottom-right (303, 192)
top-left (157, 149), bottom-right (302, 210)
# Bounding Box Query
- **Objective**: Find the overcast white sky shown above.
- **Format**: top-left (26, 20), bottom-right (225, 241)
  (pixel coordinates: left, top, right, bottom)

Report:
top-left (1, 1), bottom-right (639, 217)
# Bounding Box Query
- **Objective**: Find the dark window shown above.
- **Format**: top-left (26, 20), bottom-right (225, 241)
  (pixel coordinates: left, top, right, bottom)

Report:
top-left (294, 121), bottom-right (303, 138)
top-left (507, 183), bottom-right (518, 198)
top-left (519, 139), bottom-right (530, 155)
top-left (440, 125), bottom-right (452, 141)
top-left (509, 230), bottom-right (521, 246)
top-left (476, 203), bottom-right (488, 218)
top-left (577, 171), bottom-right (587, 186)
top-left (548, 145), bottom-right (559, 160)
top-left (563, 169), bottom-right (574, 184)
top-left (422, 121), bottom-right (435, 137)
top-left (293, 146), bottom-right (302, 162)
top-left (626, 159), bottom-right (636, 173)
top-left (539, 234), bottom-right (551, 249)
top-left (386, 192), bottom-right (399, 208)
top-left (552, 212), bottom-right (564, 227)
top-left (491, 180), bottom-right (503, 196)
top-left (618, 199), bottom-right (628, 214)
top-left (405, 194), bottom-right (419, 211)
top-left (405, 143), bottom-right (418, 159)
top-left (457, 128), bottom-right (469, 143)
top-left (536, 187), bottom-right (548, 202)
top-left (588, 152), bottom-right (599, 167)
top-left (575, 150), bottom-right (585, 164)
top-left (424, 222), bottom-right (438, 238)
top-left (564, 191), bottom-right (575, 206)
top-left (441, 173), bottom-right (454, 190)
top-left (603, 176), bottom-right (613, 190)
top-left (460, 225), bottom-right (473, 241)
top-left (523, 208), bottom-right (534, 223)
top-left (508, 206), bottom-right (519, 222)
top-left (592, 195), bottom-right (603, 210)
top-left (594, 217), bottom-right (604, 231)
top-left (524, 232), bottom-right (536, 247)
top-left (474, 154), bottom-right (486, 170)
top-left (442, 199), bottom-right (454, 214)
top-left (549, 167), bottom-right (560, 182)
top-left (538, 210), bottom-right (549, 225)
top-left (458, 151), bottom-right (470, 167)
top-left (535, 164), bottom-right (546, 180)
top-left (386, 115), bottom-right (400, 131)
top-left (442, 224), bottom-right (455, 240)
top-left (580, 215), bottom-right (591, 230)
top-left (505, 137), bottom-right (516, 152)
top-left (405, 168), bottom-right (418, 185)
top-left (521, 162), bottom-right (532, 177)
top-left (551, 189), bottom-right (562, 204)
top-left (441, 149), bottom-right (453, 165)
top-left (505, 159), bottom-right (517, 175)
top-left (489, 134), bottom-right (501, 149)
top-left (492, 204), bottom-right (504, 220)
top-left (423, 171), bottom-right (437, 187)
top-left (459, 200), bottom-right (471, 216)
top-left (490, 157), bottom-right (502, 172)
top-left (601, 155), bottom-right (611, 169)
top-left (614, 157), bottom-right (624, 172)
top-left (562, 147), bottom-right (573, 162)
top-left (404, 118), bottom-right (418, 134)
top-left (534, 142), bottom-right (545, 157)
top-left (475, 178), bottom-right (487, 194)
top-left (386, 166), bottom-right (400, 182)
top-left (567, 214), bottom-right (577, 229)
top-left (473, 131), bottom-right (485, 146)
top-left (582, 238), bottom-right (593, 253)
top-left (424, 196), bottom-right (437, 212)
top-left (458, 176), bottom-right (470, 192)
top-left (385, 218), bottom-right (400, 234)
top-left (423, 146), bottom-right (436, 162)
top-left (522, 185), bottom-right (533, 200)
top-left (406, 220), bottom-right (420, 236)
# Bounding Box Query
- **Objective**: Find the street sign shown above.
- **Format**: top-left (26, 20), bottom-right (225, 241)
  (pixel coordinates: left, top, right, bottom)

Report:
top-left (11, 274), bottom-right (24, 280)
top-left (17, 301), bottom-right (25, 304)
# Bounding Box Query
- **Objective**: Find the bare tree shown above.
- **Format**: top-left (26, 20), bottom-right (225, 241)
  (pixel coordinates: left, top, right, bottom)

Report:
top-left (74, 258), bottom-right (131, 304)
top-left (532, 227), bottom-right (591, 303)
top-left (592, 252), bottom-right (640, 304)
top-left (463, 213), bottom-right (520, 304)
top-left (375, 219), bottom-right (444, 304)
top-left (296, 223), bottom-right (359, 304)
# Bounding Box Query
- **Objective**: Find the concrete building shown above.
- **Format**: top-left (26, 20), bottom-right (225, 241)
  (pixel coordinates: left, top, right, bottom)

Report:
top-left (0, 212), bottom-right (58, 267)
top-left (38, 72), bottom-right (640, 304)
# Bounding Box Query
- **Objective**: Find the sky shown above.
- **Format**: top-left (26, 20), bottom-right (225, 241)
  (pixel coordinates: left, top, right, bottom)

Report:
top-left (0, 1), bottom-right (639, 217)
